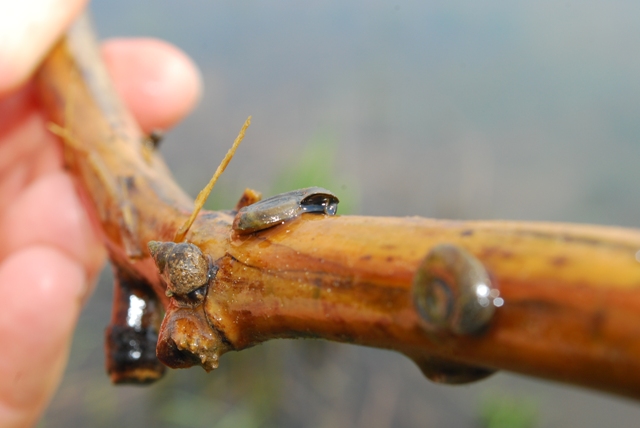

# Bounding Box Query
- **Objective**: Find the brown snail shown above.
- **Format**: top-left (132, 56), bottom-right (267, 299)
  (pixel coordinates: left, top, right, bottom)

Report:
top-left (412, 243), bottom-right (503, 336)
top-left (148, 241), bottom-right (213, 304)
top-left (411, 243), bottom-right (502, 384)
top-left (232, 187), bottom-right (339, 234)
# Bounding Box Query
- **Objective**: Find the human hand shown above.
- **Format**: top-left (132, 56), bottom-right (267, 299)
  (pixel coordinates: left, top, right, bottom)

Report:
top-left (0, 1), bottom-right (201, 426)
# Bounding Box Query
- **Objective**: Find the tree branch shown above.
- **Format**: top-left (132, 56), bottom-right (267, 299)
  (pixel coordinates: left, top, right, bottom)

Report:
top-left (35, 13), bottom-right (640, 397)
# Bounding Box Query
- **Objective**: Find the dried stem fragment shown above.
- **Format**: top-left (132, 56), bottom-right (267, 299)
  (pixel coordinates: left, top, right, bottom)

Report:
top-left (174, 116), bottom-right (251, 242)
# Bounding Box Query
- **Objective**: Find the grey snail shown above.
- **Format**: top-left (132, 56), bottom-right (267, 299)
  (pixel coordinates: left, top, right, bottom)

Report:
top-left (148, 241), bottom-right (212, 303)
top-left (232, 187), bottom-right (339, 234)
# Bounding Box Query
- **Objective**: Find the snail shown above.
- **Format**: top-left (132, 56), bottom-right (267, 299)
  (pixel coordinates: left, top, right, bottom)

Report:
top-left (411, 243), bottom-right (502, 384)
top-left (415, 355), bottom-right (497, 385)
top-left (148, 241), bottom-right (214, 305)
top-left (412, 243), bottom-right (503, 336)
top-left (232, 187), bottom-right (339, 234)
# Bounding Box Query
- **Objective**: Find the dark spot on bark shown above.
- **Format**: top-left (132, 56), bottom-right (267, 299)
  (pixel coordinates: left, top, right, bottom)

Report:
top-left (373, 319), bottom-right (392, 333)
top-left (481, 247), bottom-right (514, 259)
top-left (201, 211), bottom-right (221, 220)
top-left (146, 129), bottom-right (163, 148)
top-left (589, 309), bottom-right (606, 340)
top-left (550, 256), bottom-right (569, 267)
top-left (336, 333), bottom-right (356, 343)
top-left (122, 175), bottom-right (136, 192)
top-left (509, 299), bottom-right (565, 314)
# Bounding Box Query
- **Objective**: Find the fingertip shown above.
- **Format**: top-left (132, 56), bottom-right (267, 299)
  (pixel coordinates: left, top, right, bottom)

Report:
top-left (0, 171), bottom-right (106, 279)
top-left (102, 38), bottom-right (202, 133)
top-left (0, 0), bottom-right (88, 95)
top-left (0, 247), bottom-right (86, 427)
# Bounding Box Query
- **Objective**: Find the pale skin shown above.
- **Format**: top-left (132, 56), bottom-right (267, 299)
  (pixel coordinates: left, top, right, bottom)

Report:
top-left (0, 1), bottom-right (202, 425)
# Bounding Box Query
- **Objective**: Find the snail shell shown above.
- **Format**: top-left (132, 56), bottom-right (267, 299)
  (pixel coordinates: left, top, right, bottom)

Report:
top-left (415, 355), bottom-right (496, 384)
top-left (148, 241), bottom-right (210, 298)
top-left (232, 187), bottom-right (339, 234)
top-left (412, 243), bottom-right (502, 336)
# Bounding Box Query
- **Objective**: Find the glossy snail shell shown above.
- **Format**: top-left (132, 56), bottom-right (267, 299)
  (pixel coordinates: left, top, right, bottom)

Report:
top-left (148, 241), bottom-right (210, 297)
top-left (412, 243), bottom-right (502, 336)
top-left (232, 187), bottom-right (339, 233)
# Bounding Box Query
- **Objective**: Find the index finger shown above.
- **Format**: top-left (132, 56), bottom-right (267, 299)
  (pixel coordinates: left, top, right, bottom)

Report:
top-left (0, 0), bottom-right (87, 95)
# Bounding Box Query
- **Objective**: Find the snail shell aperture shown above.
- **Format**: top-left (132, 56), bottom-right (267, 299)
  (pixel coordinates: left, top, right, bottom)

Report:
top-left (148, 241), bottom-right (210, 297)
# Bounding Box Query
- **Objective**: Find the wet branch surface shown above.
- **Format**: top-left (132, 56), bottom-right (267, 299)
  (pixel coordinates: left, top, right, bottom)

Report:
top-left (35, 15), bottom-right (640, 398)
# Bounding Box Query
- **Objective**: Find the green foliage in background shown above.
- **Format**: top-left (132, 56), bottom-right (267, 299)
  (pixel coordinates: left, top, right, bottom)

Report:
top-left (477, 392), bottom-right (538, 428)
top-left (205, 131), bottom-right (359, 215)
top-left (270, 132), bottom-right (359, 215)
top-left (150, 342), bottom-right (285, 427)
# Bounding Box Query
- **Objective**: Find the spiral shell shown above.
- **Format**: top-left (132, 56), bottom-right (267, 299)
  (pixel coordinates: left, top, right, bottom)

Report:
top-left (412, 243), bottom-right (502, 336)
top-left (148, 241), bottom-right (210, 298)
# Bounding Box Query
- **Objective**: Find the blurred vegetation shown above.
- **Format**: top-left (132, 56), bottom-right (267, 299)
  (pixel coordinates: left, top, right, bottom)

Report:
top-left (270, 131), bottom-right (359, 215)
top-left (204, 131), bottom-right (359, 215)
top-left (477, 392), bottom-right (538, 428)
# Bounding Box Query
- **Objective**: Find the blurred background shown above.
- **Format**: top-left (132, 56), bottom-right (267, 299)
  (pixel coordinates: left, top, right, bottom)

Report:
top-left (41, 1), bottom-right (640, 427)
